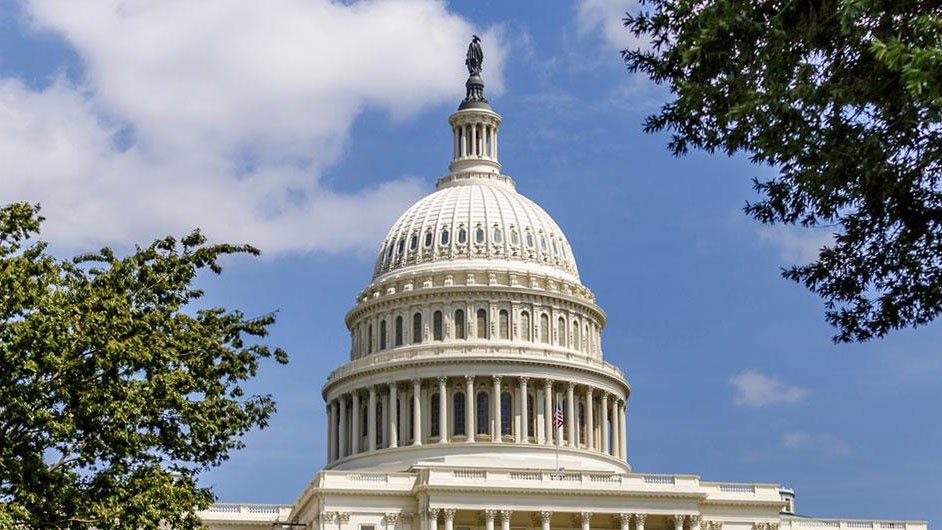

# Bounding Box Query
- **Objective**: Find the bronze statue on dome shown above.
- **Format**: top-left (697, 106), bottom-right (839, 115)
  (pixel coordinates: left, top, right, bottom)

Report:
top-left (466, 35), bottom-right (483, 76)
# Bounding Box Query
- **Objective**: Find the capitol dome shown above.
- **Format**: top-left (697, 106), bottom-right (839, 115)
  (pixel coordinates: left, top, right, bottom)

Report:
top-left (373, 173), bottom-right (580, 284)
top-left (321, 57), bottom-right (628, 475)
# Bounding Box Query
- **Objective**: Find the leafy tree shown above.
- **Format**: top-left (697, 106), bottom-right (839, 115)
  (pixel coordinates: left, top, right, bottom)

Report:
top-left (0, 203), bottom-right (288, 529)
top-left (624, 1), bottom-right (942, 342)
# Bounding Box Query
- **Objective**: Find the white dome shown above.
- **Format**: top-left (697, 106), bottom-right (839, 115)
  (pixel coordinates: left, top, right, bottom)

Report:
top-left (373, 173), bottom-right (580, 283)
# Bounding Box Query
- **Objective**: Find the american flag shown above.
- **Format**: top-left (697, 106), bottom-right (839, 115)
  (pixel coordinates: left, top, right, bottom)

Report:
top-left (553, 402), bottom-right (564, 428)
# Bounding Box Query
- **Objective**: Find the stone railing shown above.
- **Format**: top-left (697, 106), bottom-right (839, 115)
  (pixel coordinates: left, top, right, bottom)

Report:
top-left (784, 520), bottom-right (925, 530)
top-left (199, 503), bottom-right (293, 521)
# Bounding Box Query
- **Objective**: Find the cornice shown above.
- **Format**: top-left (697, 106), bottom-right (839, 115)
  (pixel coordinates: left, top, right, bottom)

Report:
top-left (322, 351), bottom-right (630, 399)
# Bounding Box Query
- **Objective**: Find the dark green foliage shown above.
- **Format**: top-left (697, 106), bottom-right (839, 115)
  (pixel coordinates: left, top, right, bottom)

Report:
top-left (624, 1), bottom-right (942, 342)
top-left (0, 203), bottom-right (288, 529)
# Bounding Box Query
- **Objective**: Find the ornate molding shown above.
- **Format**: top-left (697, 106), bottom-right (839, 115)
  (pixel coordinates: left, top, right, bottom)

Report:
top-left (500, 510), bottom-right (513, 523)
top-left (540, 511), bottom-right (553, 524)
top-left (673, 515), bottom-right (687, 528)
top-left (338, 513), bottom-right (351, 523)
top-left (385, 513), bottom-right (400, 526)
top-left (634, 514), bottom-right (647, 526)
top-left (443, 509), bottom-right (456, 522)
top-left (484, 510), bottom-right (497, 523)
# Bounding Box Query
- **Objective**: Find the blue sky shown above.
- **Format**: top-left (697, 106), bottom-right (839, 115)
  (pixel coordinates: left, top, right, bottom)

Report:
top-left (1, 0), bottom-right (939, 524)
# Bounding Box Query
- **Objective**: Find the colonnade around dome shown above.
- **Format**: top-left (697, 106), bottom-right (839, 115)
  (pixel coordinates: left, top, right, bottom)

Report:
top-left (322, 373), bottom-right (628, 469)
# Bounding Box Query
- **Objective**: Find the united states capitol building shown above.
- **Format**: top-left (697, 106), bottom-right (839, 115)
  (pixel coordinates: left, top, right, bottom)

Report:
top-left (197, 44), bottom-right (927, 530)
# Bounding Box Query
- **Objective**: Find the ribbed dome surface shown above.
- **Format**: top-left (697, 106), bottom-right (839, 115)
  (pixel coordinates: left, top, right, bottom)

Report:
top-left (373, 175), bottom-right (579, 282)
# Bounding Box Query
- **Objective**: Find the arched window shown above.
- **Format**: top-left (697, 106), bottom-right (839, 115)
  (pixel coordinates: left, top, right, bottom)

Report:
top-left (453, 392), bottom-right (466, 436)
top-left (367, 324), bottom-right (373, 353)
top-left (440, 227), bottom-right (450, 246)
top-left (500, 392), bottom-right (512, 436)
top-left (578, 403), bottom-right (585, 444)
top-left (493, 226), bottom-right (502, 243)
top-left (454, 309), bottom-right (466, 339)
top-left (552, 238), bottom-right (559, 255)
top-left (424, 231), bottom-right (433, 248)
top-left (397, 238), bottom-right (405, 256)
top-left (380, 320), bottom-right (387, 350)
top-left (476, 392), bottom-right (489, 435)
top-left (376, 401), bottom-right (384, 446)
top-left (430, 393), bottom-right (440, 437)
top-left (584, 323), bottom-right (590, 351)
top-left (510, 228), bottom-right (519, 245)
top-left (408, 400), bottom-right (415, 441)
top-left (386, 243), bottom-right (394, 261)
top-left (520, 311), bottom-right (531, 341)
top-left (476, 309), bottom-right (488, 339)
top-left (540, 234), bottom-right (548, 251)
top-left (362, 405), bottom-right (368, 434)
top-left (475, 226), bottom-right (485, 244)
top-left (413, 313), bottom-right (422, 344)
top-left (433, 310), bottom-right (443, 341)
top-left (540, 313), bottom-right (549, 343)
top-left (572, 320), bottom-right (580, 350)
top-left (458, 226), bottom-right (467, 244)
top-left (527, 394), bottom-right (535, 438)
top-left (499, 309), bottom-right (509, 339)
top-left (410, 234), bottom-right (418, 251)
top-left (525, 231), bottom-right (534, 248)
top-left (558, 316), bottom-right (566, 345)
top-left (395, 316), bottom-right (403, 346)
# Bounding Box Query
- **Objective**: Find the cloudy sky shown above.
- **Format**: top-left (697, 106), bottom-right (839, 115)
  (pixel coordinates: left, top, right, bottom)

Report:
top-left (1, 0), bottom-right (939, 524)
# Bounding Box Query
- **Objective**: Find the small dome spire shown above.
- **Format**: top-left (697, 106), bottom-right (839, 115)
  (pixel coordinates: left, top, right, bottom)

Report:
top-left (448, 36), bottom-right (501, 175)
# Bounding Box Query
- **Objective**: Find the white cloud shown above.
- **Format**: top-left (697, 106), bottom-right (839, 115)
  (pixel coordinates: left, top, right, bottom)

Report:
top-left (730, 370), bottom-right (809, 408)
top-left (0, 0), bottom-right (507, 254)
top-left (575, 0), bottom-right (643, 50)
top-left (782, 432), bottom-right (851, 457)
top-left (757, 225), bottom-right (836, 264)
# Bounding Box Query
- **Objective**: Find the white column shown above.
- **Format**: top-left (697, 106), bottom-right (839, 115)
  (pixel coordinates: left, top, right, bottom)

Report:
top-left (453, 128), bottom-right (459, 159)
top-left (326, 403), bottom-right (333, 463)
top-left (428, 509), bottom-right (439, 530)
top-left (636, 514), bottom-right (647, 530)
top-left (566, 382), bottom-right (576, 448)
top-left (585, 388), bottom-right (595, 451)
top-left (412, 379), bottom-right (422, 446)
top-left (673, 515), bottom-right (685, 530)
top-left (368, 386), bottom-right (377, 451)
top-left (444, 509), bottom-right (455, 530)
top-left (460, 125), bottom-right (468, 157)
top-left (601, 393), bottom-right (610, 455)
top-left (610, 397), bottom-right (619, 458)
top-left (351, 391), bottom-right (361, 454)
top-left (438, 376), bottom-right (449, 443)
top-left (543, 379), bottom-right (553, 446)
top-left (484, 510), bottom-right (496, 530)
top-left (500, 510), bottom-right (511, 530)
top-left (518, 377), bottom-right (529, 443)
top-left (540, 512), bottom-right (551, 530)
top-left (465, 375), bottom-right (475, 442)
top-left (389, 383), bottom-right (399, 448)
top-left (580, 513), bottom-right (592, 530)
top-left (619, 400), bottom-right (628, 460)
top-left (492, 375), bottom-right (502, 442)
top-left (689, 515), bottom-right (701, 530)
top-left (338, 397), bottom-right (347, 458)
top-left (619, 514), bottom-right (631, 530)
